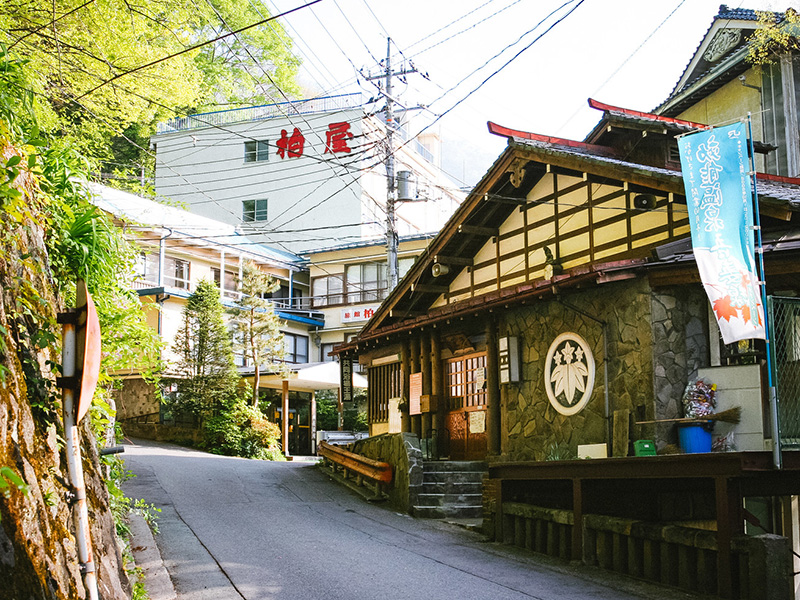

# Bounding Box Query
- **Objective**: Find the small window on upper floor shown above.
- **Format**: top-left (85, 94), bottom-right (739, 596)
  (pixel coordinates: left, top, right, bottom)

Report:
top-left (243, 199), bottom-right (268, 222)
top-left (244, 140), bottom-right (269, 162)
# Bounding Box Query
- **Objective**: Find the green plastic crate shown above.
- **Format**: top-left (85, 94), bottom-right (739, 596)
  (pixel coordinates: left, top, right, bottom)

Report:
top-left (634, 439), bottom-right (656, 456)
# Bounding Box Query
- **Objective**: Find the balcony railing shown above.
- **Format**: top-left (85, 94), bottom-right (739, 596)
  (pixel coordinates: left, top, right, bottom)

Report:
top-left (155, 93), bottom-right (363, 135)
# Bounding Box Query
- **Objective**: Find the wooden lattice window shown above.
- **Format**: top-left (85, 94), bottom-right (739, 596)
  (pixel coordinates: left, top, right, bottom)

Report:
top-left (368, 362), bottom-right (400, 423)
top-left (446, 352), bottom-right (487, 411)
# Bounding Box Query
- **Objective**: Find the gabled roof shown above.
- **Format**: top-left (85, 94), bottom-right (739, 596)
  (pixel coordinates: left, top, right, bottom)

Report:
top-left (655, 5), bottom-right (783, 117)
top-left (335, 112), bottom-right (800, 355)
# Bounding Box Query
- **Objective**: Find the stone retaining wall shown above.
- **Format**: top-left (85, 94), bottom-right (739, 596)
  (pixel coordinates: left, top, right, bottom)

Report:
top-left (352, 432), bottom-right (423, 513)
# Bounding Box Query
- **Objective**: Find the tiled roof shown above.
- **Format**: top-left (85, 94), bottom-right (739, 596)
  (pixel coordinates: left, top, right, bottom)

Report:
top-left (658, 5), bottom-right (783, 112)
top-left (508, 136), bottom-right (800, 209)
top-left (716, 5), bottom-right (765, 22)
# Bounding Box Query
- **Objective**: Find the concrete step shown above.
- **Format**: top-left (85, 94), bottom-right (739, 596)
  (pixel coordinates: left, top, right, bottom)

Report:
top-left (416, 493), bottom-right (483, 507)
top-left (423, 460), bottom-right (487, 472)
top-left (412, 505), bottom-right (484, 519)
top-left (420, 480), bottom-right (482, 495)
top-left (422, 470), bottom-right (485, 484)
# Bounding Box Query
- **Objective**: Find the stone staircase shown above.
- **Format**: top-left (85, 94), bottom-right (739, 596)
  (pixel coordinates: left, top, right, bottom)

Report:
top-left (412, 461), bottom-right (487, 519)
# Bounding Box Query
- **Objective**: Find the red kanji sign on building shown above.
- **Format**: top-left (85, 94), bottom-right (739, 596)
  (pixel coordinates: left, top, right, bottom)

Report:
top-left (276, 127), bottom-right (305, 158)
top-left (325, 121), bottom-right (353, 154)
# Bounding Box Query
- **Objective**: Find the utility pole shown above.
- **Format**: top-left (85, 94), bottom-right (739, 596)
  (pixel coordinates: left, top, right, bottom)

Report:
top-left (366, 38), bottom-right (417, 290)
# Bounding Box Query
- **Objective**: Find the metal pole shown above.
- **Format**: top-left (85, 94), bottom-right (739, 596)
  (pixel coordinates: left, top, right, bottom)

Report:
top-left (385, 37), bottom-right (399, 291)
top-left (747, 114), bottom-right (782, 469)
top-left (61, 316), bottom-right (99, 600)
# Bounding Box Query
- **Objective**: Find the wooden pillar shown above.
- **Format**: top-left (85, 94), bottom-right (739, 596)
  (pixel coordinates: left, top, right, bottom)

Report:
top-left (486, 319), bottom-right (501, 456)
top-left (431, 331), bottom-right (445, 457)
top-left (410, 335), bottom-right (421, 437)
top-left (310, 391), bottom-right (317, 455)
top-left (421, 332), bottom-right (432, 440)
top-left (281, 379), bottom-right (290, 456)
top-left (572, 478), bottom-right (584, 562)
top-left (401, 339), bottom-right (411, 432)
top-left (716, 476), bottom-right (744, 598)
top-left (337, 387), bottom-right (343, 431)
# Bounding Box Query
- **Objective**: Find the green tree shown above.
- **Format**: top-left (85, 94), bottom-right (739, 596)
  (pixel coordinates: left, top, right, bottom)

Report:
top-left (748, 9), bottom-right (800, 65)
top-left (172, 279), bottom-right (238, 419)
top-left (229, 261), bottom-right (286, 408)
top-left (1, 0), bottom-right (300, 174)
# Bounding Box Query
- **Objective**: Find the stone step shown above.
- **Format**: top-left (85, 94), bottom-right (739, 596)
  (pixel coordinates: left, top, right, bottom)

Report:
top-left (420, 480), bottom-right (482, 495)
top-left (422, 460), bottom-right (487, 472)
top-left (412, 504), bottom-right (484, 519)
top-left (416, 493), bottom-right (483, 507)
top-left (422, 470), bottom-right (486, 485)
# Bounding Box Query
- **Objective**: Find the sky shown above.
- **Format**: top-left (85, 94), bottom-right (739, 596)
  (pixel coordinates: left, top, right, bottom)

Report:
top-left (266, 0), bottom-right (798, 186)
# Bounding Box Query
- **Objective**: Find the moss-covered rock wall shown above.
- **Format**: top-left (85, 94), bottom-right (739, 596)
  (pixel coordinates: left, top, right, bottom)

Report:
top-left (0, 183), bottom-right (129, 598)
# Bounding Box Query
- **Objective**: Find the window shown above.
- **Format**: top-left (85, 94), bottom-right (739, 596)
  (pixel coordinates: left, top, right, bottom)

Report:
top-left (346, 262), bottom-right (387, 303)
top-left (244, 140), bottom-right (269, 162)
top-left (312, 275), bottom-right (344, 306)
top-left (321, 343), bottom-right (337, 362)
top-left (243, 199), bottom-right (268, 222)
top-left (368, 361), bottom-right (401, 423)
top-left (284, 333), bottom-right (309, 364)
top-left (164, 256), bottom-right (190, 289)
top-left (135, 251), bottom-right (160, 285)
top-left (446, 353), bottom-right (487, 410)
top-left (212, 268), bottom-right (238, 298)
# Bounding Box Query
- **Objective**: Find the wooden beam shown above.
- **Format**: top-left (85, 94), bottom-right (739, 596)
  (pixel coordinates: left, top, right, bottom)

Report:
top-left (459, 224), bottom-right (497, 236)
top-left (411, 283), bottom-right (448, 294)
top-left (433, 255), bottom-right (473, 266)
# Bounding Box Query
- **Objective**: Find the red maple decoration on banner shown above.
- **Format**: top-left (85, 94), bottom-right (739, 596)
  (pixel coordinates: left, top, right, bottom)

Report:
top-left (712, 295), bottom-right (738, 322)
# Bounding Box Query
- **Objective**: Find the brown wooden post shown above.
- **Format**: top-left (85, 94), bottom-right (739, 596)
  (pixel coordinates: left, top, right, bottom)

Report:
top-left (486, 319), bottom-right (501, 456)
top-left (410, 335), bottom-right (421, 437)
top-left (282, 379), bottom-right (290, 456)
top-left (421, 332), bottom-right (432, 441)
top-left (431, 331), bottom-right (444, 458)
top-left (310, 391), bottom-right (317, 455)
top-left (572, 478), bottom-right (584, 562)
top-left (401, 339), bottom-right (411, 432)
top-left (715, 476), bottom-right (744, 598)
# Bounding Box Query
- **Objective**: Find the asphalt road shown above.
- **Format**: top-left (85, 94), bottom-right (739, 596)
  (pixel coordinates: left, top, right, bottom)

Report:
top-left (122, 439), bottom-right (700, 600)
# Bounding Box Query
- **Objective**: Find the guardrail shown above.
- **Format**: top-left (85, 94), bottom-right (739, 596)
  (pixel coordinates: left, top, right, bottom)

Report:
top-left (318, 441), bottom-right (392, 500)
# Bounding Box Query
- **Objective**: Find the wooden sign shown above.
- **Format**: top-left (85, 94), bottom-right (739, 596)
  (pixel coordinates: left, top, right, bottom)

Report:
top-left (409, 372), bottom-right (422, 416)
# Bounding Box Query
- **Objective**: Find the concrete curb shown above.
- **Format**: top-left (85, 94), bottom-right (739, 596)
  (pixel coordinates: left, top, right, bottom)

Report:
top-left (128, 512), bottom-right (177, 600)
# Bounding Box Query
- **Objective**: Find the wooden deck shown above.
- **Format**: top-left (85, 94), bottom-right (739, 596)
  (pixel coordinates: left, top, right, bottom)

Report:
top-left (488, 452), bottom-right (800, 598)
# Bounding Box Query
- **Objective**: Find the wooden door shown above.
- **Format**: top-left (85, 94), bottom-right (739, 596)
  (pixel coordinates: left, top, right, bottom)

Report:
top-left (444, 353), bottom-right (487, 461)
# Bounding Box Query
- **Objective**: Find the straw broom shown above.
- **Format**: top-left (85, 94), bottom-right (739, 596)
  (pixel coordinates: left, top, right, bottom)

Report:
top-left (636, 406), bottom-right (742, 426)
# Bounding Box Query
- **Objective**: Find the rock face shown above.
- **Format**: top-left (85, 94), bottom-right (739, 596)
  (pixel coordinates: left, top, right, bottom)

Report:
top-left (0, 204), bottom-right (130, 597)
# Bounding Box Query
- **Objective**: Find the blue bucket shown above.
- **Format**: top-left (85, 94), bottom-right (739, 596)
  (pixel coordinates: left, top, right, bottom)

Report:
top-left (677, 421), bottom-right (713, 453)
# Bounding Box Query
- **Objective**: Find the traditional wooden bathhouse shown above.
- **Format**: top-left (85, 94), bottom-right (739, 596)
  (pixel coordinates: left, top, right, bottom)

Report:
top-left (334, 98), bottom-right (800, 598)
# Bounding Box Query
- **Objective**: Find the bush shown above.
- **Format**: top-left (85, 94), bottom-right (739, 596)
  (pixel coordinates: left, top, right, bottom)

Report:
top-left (200, 393), bottom-right (284, 460)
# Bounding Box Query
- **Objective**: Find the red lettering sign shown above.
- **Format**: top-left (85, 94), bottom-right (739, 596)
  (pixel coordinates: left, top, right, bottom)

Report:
top-left (325, 121), bottom-right (353, 154)
top-left (364, 308), bottom-right (374, 318)
top-left (276, 127), bottom-right (305, 158)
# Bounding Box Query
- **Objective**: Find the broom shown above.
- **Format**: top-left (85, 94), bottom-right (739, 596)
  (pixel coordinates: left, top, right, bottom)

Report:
top-left (635, 406), bottom-right (742, 426)
top-left (706, 406), bottom-right (742, 424)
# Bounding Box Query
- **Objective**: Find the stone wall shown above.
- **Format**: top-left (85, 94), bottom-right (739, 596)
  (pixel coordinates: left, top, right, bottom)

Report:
top-left (115, 377), bottom-right (159, 421)
top-left (352, 432), bottom-right (423, 513)
top-left (499, 278), bottom-right (655, 461)
top-left (648, 286), bottom-right (709, 447)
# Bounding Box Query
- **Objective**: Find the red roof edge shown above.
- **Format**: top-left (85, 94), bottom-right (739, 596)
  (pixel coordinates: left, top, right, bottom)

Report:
top-left (756, 172), bottom-right (800, 185)
top-left (487, 121), bottom-right (616, 156)
top-left (587, 98), bottom-right (711, 131)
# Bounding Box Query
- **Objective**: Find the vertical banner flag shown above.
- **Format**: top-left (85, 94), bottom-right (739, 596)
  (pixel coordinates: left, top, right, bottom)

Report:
top-left (677, 122), bottom-right (765, 344)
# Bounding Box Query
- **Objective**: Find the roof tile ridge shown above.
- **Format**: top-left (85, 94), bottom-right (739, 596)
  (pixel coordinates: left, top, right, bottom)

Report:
top-left (487, 121), bottom-right (617, 156)
top-left (588, 98), bottom-right (710, 130)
